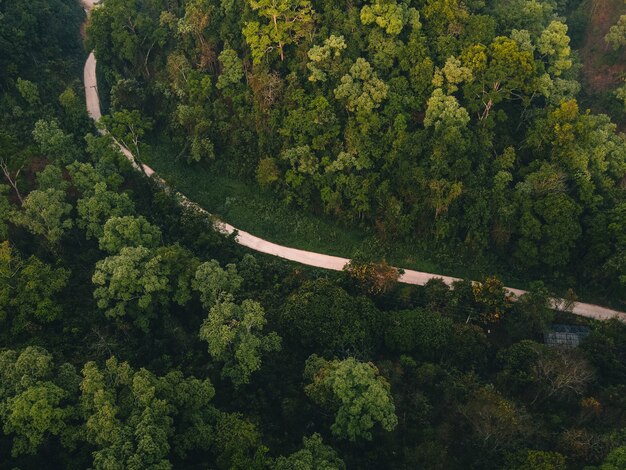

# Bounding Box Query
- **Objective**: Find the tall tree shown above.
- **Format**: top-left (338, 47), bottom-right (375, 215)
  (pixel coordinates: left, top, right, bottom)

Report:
top-left (304, 355), bottom-right (398, 441)
top-left (0, 347), bottom-right (79, 457)
top-left (243, 0), bottom-right (315, 64)
top-left (199, 299), bottom-right (281, 387)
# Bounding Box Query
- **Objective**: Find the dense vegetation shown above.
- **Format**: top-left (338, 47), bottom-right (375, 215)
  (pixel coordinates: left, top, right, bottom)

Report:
top-left (1, 0), bottom-right (626, 468)
top-left (86, 0), bottom-right (626, 303)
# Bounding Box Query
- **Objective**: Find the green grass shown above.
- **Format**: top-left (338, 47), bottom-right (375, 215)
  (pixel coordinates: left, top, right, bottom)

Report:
top-left (143, 139), bottom-right (626, 306)
top-left (142, 140), bottom-right (506, 277)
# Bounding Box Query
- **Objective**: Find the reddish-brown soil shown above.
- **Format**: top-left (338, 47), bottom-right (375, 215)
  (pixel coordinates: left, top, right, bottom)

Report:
top-left (580, 0), bottom-right (626, 92)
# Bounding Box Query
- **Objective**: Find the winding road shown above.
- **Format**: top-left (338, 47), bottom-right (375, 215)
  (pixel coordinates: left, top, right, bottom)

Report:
top-left (81, 0), bottom-right (626, 322)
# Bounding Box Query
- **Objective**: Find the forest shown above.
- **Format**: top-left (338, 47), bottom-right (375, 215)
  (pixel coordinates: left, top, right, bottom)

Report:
top-left (1, 0), bottom-right (626, 468)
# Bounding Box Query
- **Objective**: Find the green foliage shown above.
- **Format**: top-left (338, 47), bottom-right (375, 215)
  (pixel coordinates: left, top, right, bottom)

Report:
top-left (243, 0), bottom-right (315, 64)
top-left (101, 109), bottom-right (153, 159)
top-left (217, 48), bottom-right (244, 90)
top-left (76, 182), bottom-right (135, 240)
top-left (384, 308), bottom-right (454, 360)
top-left (334, 58), bottom-right (389, 113)
top-left (0, 242), bottom-right (69, 332)
top-left (80, 357), bottom-right (215, 468)
top-left (281, 279), bottom-right (381, 355)
top-left (596, 446), bottom-right (626, 470)
top-left (605, 15), bottom-right (626, 51)
top-left (0, 347), bottom-right (78, 457)
top-left (505, 449), bottom-right (567, 470)
top-left (274, 433), bottom-right (345, 470)
top-left (32, 119), bottom-right (81, 165)
top-left (199, 298), bottom-right (281, 387)
top-left (193, 259), bottom-right (243, 308)
top-left (304, 355), bottom-right (398, 441)
top-left (92, 246), bottom-right (171, 331)
top-left (11, 188), bottom-right (73, 245)
top-left (0, 185), bottom-right (11, 240)
top-left (99, 215), bottom-right (162, 253)
top-left (360, 0), bottom-right (418, 36)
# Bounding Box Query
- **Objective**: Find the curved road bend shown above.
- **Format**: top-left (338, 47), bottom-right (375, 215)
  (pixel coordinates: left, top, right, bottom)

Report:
top-left (81, 0), bottom-right (626, 322)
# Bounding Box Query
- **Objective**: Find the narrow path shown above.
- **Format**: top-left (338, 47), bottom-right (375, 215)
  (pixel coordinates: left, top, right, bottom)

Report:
top-left (81, 1), bottom-right (626, 323)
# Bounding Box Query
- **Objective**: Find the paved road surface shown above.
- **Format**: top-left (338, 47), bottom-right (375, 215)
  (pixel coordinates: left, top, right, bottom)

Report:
top-left (80, 0), bottom-right (626, 323)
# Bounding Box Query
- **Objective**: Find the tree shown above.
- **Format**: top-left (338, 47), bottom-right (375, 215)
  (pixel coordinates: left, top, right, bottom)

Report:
top-left (304, 355), bottom-right (398, 441)
top-left (0, 347), bottom-right (78, 457)
top-left (334, 58), bottom-right (389, 114)
top-left (0, 242), bottom-right (70, 333)
top-left (217, 48), bottom-right (244, 90)
top-left (101, 109), bottom-right (153, 163)
top-left (199, 299), bottom-right (281, 387)
top-left (596, 446), bottom-right (626, 470)
top-left (92, 246), bottom-right (170, 331)
top-left (16, 78), bottom-right (41, 107)
top-left (192, 259), bottom-right (243, 309)
top-left (531, 346), bottom-right (594, 404)
top-left (605, 15), bottom-right (626, 51)
top-left (384, 308), bottom-right (454, 360)
top-left (537, 21), bottom-right (572, 77)
top-left (86, 0), bottom-right (171, 79)
top-left (471, 276), bottom-right (513, 325)
top-left (80, 357), bottom-right (216, 468)
top-left (343, 258), bottom-right (400, 295)
top-left (504, 450), bottom-right (567, 470)
top-left (280, 279), bottom-right (382, 355)
top-left (176, 0), bottom-right (218, 70)
top-left (76, 182), bottom-right (135, 240)
top-left (99, 215), bottom-right (162, 253)
top-left (360, 0), bottom-right (418, 36)
top-left (243, 0), bottom-right (315, 64)
top-left (35, 164), bottom-right (69, 192)
top-left (460, 386), bottom-right (527, 454)
top-left (274, 433), bottom-right (345, 469)
top-left (32, 119), bottom-right (81, 165)
top-left (11, 188), bottom-right (73, 245)
top-left (59, 86), bottom-right (89, 134)
top-left (67, 161), bottom-right (113, 196)
top-left (306, 35), bottom-right (346, 82)
top-left (424, 87), bottom-right (470, 134)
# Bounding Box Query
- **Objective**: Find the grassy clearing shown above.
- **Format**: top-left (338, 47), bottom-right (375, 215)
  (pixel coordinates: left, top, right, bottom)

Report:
top-left (141, 139), bottom-right (510, 285)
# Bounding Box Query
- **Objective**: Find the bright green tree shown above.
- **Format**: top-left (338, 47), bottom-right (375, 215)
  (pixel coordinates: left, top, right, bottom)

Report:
top-left (0, 242), bottom-right (69, 333)
top-left (101, 109), bottom-right (153, 162)
top-left (199, 299), bottom-right (281, 387)
top-left (243, 0), bottom-right (315, 64)
top-left (334, 58), bottom-right (388, 114)
top-left (76, 182), bottom-right (135, 240)
top-left (217, 48), bottom-right (244, 90)
top-left (32, 119), bottom-right (81, 165)
top-left (192, 259), bottom-right (243, 309)
top-left (304, 355), bottom-right (398, 441)
top-left (11, 188), bottom-right (73, 245)
top-left (605, 15), bottom-right (626, 51)
top-left (99, 215), bottom-right (162, 253)
top-left (537, 21), bottom-right (572, 77)
top-left (80, 357), bottom-right (215, 468)
top-left (360, 0), bottom-right (418, 35)
top-left (0, 347), bottom-right (79, 457)
top-left (92, 246), bottom-right (170, 331)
